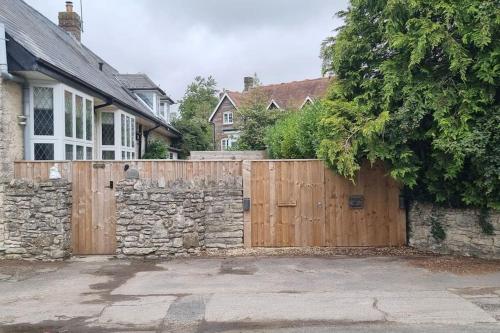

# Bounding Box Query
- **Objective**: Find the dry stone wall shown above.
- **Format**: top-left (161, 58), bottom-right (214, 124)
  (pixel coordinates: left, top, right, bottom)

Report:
top-left (115, 177), bottom-right (244, 258)
top-left (0, 180), bottom-right (72, 260)
top-left (409, 202), bottom-right (500, 259)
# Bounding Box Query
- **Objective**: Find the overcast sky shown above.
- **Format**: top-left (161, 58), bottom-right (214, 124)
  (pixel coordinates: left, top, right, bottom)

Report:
top-left (24, 0), bottom-right (347, 102)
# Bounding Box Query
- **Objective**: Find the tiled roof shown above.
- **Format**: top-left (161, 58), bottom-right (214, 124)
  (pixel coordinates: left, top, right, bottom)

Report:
top-left (116, 74), bottom-right (162, 91)
top-left (0, 0), bottom-right (179, 136)
top-left (229, 77), bottom-right (331, 109)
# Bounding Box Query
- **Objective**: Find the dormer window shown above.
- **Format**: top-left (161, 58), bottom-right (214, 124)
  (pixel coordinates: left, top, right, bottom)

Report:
top-left (223, 111), bottom-right (233, 125)
top-left (136, 91), bottom-right (155, 110)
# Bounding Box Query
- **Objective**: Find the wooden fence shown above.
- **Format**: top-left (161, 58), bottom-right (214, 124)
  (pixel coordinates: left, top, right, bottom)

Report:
top-left (244, 160), bottom-right (405, 247)
top-left (13, 159), bottom-right (405, 252)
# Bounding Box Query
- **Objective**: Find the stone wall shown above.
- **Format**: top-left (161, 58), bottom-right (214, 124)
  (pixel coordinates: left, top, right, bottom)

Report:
top-left (115, 177), bottom-right (244, 258)
top-left (409, 202), bottom-right (500, 259)
top-left (0, 180), bottom-right (72, 260)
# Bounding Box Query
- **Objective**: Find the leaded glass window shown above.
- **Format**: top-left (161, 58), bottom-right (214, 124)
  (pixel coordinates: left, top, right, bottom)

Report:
top-left (64, 91), bottom-right (73, 137)
top-left (131, 121), bottom-right (135, 148)
top-left (86, 147), bottom-right (93, 160)
top-left (33, 87), bottom-right (54, 136)
top-left (102, 150), bottom-right (115, 160)
top-left (34, 143), bottom-right (54, 160)
top-left (75, 96), bottom-right (83, 139)
top-left (121, 114), bottom-right (125, 146)
top-left (126, 117), bottom-right (131, 147)
top-left (65, 144), bottom-right (73, 160)
top-left (85, 100), bottom-right (92, 141)
top-left (76, 145), bottom-right (84, 160)
top-left (101, 112), bottom-right (114, 146)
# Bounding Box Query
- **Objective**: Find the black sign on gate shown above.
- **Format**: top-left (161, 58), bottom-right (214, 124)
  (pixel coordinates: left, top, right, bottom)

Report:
top-left (349, 195), bottom-right (364, 209)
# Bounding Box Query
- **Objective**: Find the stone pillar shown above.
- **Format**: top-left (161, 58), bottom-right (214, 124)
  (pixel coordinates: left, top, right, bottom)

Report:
top-left (0, 77), bottom-right (24, 254)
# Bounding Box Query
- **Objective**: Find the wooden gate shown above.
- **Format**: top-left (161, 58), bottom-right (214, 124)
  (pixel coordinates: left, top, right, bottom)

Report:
top-left (71, 162), bottom-right (117, 254)
top-left (244, 160), bottom-right (406, 247)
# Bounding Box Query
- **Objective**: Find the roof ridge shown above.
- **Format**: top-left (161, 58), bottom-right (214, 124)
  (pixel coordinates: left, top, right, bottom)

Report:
top-left (256, 77), bottom-right (329, 89)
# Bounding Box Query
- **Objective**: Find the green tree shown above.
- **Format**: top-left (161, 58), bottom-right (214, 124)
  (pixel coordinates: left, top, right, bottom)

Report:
top-left (171, 118), bottom-right (213, 159)
top-left (265, 102), bottom-right (325, 159)
top-left (234, 86), bottom-right (285, 150)
top-left (178, 76), bottom-right (219, 120)
top-left (172, 76), bottom-right (219, 158)
top-left (319, 0), bottom-right (499, 208)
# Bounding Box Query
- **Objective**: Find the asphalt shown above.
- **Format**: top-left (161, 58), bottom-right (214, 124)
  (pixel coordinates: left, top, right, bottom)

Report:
top-left (0, 255), bottom-right (499, 332)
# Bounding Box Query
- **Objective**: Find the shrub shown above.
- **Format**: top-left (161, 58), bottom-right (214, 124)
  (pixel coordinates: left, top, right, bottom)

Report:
top-left (265, 102), bottom-right (325, 159)
top-left (143, 140), bottom-right (168, 159)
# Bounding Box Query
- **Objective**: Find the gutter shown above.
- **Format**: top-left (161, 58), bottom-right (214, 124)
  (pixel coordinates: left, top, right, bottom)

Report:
top-left (34, 59), bottom-right (181, 138)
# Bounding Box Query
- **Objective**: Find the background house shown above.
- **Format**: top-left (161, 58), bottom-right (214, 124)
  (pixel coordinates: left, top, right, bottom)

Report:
top-left (208, 76), bottom-right (330, 150)
top-left (0, 0), bottom-right (180, 175)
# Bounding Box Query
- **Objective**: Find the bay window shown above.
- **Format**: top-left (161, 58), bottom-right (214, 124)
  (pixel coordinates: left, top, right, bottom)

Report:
top-left (29, 83), bottom-right (93, 160)
top-left (99, 111), bottom-right (136, 160)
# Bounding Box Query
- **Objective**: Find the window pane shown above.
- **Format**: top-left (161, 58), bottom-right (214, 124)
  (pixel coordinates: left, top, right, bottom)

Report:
top-left (127, 152), bottom-right (131, 160)
top-left (121, 114), bottom-right (125, 146)
top-left (126, 117), bottom-right (131, 147)
top-left (132, 152), bottom-right (135, 159)
top-left (86, 100), bottom-right (92, 141)
top-left (101, 112), bottom-right (115, 145)
top-left (75, 96), bottom-right (83, 139)
top-left (76, 145), bottom-right (84, 160)
top-left (102, 150), bottom-right (115, 160)
top-left (131, 121), bottom-right (135, 148)
top-left (64, 91), bottom-right (73, 137)
top-left (65, 144), bottom-right (73, 160)
top-left (34, 143), bottom-right (54, 160)
top-left (86, 147), bottom-right (92, 160)
top-left (121, 151), bottom-right (125, 160)
top-left (34, 87), bottom-right (54, 136)
top-left (159, 102), bottom-right (165, 117)
top-left (136, 92), bottom-right (154, 109)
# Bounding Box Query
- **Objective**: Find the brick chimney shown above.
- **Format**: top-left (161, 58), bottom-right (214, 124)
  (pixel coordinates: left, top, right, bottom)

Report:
top-left (243, 76), bottom-right (254, 92)
top-left (58, 1), bottom-right (82, 42)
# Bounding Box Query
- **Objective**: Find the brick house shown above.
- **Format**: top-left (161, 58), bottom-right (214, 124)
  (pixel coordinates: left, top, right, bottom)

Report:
top-left (208, 76), bottom-right (330, 150)
top-left (0, 0), bottom-right (181, 180)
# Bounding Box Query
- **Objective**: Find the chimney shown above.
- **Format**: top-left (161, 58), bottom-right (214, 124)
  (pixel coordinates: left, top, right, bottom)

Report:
top-left (58, 1), bottom-right (82, 42)
top-left (243, 76), bottom-right (254, 92)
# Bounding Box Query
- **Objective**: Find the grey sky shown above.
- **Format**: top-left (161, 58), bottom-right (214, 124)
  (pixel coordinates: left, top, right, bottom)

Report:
top-left (24, 0), bottom-right (347, 103)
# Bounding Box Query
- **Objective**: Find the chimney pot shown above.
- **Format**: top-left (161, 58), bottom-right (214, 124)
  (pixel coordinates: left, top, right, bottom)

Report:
top-left (244, 77), bottom-right (254, 92)
top-left (65, 1), bottom-right (73, 12)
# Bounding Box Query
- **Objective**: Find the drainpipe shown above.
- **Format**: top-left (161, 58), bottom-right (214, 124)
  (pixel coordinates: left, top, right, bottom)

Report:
top-left (210, 122), bottom-right (215, 149)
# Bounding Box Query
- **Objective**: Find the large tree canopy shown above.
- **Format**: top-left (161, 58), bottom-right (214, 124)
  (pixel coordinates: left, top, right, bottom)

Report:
top-left (319, 0), bottom-right (499, 208)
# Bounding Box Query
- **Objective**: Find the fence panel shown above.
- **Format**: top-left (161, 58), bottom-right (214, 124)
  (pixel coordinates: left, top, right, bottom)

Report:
top-left (246, 160), bottom-right (406, 247)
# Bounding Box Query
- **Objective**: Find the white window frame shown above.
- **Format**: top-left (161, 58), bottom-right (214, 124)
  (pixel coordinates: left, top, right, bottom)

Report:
top-left (223, 111), bottom-right (233, 125)
top-left (98, 110), bottom-right (136, 161)
top-left (135, 90), bottom-right (159, 114)
top-left (28, 81), bottom-right (94, 161)
top-left (63, 86), bottom-right (94, 160)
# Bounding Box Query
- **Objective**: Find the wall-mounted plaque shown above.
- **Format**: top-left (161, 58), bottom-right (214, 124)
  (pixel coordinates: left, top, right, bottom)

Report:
top-left (349, 195), bottom-right (364, 209)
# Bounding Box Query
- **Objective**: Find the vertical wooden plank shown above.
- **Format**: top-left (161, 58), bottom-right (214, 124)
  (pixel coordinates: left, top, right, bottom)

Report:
top-left (268, 161), bottom-right (276, 246)
top-left (242, 160), bottom-right (252, 248)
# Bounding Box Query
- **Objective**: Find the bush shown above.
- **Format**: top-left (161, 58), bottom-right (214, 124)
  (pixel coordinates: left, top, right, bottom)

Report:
top-left (143, 140), bottom-right (168, 159)
top-left (265, 102), bottom-right (325, 159)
